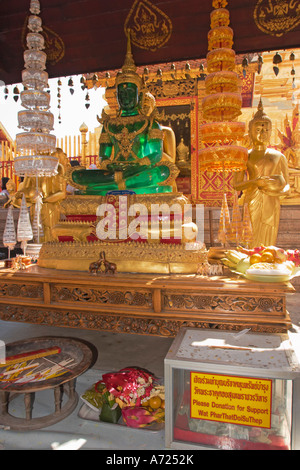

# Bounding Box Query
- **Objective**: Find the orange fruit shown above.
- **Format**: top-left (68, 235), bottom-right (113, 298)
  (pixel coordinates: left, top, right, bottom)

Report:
top-left (149, 396), bottom-right (162, 409)
top-left (250, 253), bottom-right (262, 265)
top-left (263, 247), bottom-right (277, 257)
top-left (261, 251), bottom-right (274, 263)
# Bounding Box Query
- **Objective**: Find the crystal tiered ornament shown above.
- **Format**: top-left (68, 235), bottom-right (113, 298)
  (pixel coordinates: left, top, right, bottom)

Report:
top-left (3, 206), bottom-right (17, 259)
top-left (15, 0), bottom-right (58, 177)
top-left (17, 194), bottom-right (33, 255)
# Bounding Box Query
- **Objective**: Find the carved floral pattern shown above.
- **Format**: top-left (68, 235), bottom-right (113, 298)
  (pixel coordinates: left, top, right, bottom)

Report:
top-left (0, 305), bottom-right (286, 336)
top-left (0, 283), bottom-right (43, 299)
top-left (162, 293), bottom-right (284, 313)
top-left (51, 285), bottom-right (153, 308)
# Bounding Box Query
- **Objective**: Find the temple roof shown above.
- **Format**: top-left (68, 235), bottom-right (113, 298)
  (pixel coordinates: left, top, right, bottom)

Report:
top-left (0, 0), bottom-right (299, 85)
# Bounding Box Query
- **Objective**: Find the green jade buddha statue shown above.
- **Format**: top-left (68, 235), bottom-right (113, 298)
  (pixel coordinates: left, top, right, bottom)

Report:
top-left (71, 32), bottom-right (178, 195)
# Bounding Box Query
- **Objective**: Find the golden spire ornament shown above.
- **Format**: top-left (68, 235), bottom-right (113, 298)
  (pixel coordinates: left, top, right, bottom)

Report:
top-left (198, 0), bottom-right (248, 173)
top-left (115, 29), bottom-right (143, 90)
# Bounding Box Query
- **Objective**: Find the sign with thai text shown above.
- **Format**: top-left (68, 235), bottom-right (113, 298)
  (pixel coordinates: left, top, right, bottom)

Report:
top-left (190, 372), bottom-right (272, 429)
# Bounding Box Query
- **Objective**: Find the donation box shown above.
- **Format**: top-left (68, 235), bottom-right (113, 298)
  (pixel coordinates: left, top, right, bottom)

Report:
top-left (164, 328), bottom-right (300, 450)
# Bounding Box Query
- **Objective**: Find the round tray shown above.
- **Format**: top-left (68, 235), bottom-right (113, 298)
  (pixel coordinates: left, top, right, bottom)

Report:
top-left (245, 272), bottom-right (291, 283)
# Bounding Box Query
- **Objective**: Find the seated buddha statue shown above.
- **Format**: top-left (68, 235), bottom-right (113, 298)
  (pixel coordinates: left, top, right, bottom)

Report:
top-left (70, 32), bottom-right (179, 195)
top-left (233, 99), bottom-right (289, 248)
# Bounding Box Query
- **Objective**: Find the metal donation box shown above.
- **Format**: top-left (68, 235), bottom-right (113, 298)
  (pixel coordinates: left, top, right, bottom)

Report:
top-left (164, 328), bottom-right (300, 450)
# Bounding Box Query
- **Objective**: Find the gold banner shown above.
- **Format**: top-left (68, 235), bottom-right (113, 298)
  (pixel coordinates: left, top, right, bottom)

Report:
top-left (124, 0), bottom-right (172, 51)
top-left (254, 0), bottom-right (300, 37)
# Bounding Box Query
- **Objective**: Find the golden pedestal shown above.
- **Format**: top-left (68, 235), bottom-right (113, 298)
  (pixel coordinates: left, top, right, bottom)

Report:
top-left (38, 192), bottom-right (202, 274)
top-left (38, 240), bottom-right (203, 274)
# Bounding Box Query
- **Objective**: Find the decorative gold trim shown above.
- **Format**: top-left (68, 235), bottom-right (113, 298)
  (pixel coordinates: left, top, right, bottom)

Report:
top-left (148, 128), bottom-right (164, 140)
top-left (156, 161), bottom-right (180, 186)
top-left (104, 115), bottom-right (150, 161)
top-left (60, 192), bottom-right (189, 216)
top-left (99, 132), bottom-right (111, 144)
top-left (99, 159), bottom-right (111, 170)
top-left (139, 156), bottom-right (151, 165)
top-left (65, 166), bottom-right (87, 191)
top-left (38, 239), bottom-right (204, 274)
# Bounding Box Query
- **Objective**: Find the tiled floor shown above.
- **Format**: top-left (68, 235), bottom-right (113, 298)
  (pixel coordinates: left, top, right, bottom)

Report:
top-left (0, 292), bottom-right (299, 450)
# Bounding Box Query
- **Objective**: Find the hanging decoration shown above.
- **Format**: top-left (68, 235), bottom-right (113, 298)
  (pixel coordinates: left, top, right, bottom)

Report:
top-left (242, 56), bottom-right (248, 78)
top-left (257, 54), bottom-right (263, 74)
top-left (80, 76), bottom-right (86, 90)
top-left (290, 51), bottom-right (297, 104)
top-left (68, 77), bottom-right (74, 95)
top-left (272, 51), bottom-right (282, 76)
top-left (3, 206), bottom-right (17, 259)
top-left (17, 194), bottom-right (33, 255)
top-left (15, 0), bottom-right (58, 177)
top-left (57, 78), bottom-right (62, 124)
top-left (85, 92), bottom-right (90, 109)
top-left (13, 86), bottom-right (20, 102)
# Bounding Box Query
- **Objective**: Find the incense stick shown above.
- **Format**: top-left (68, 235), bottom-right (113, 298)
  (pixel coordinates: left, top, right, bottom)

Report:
top-left (0, 346), bottom-right (61, 366)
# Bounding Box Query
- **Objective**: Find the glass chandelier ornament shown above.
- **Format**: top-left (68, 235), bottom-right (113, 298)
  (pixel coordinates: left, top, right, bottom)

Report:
top-left (15, 0), bottom-right (58, 177)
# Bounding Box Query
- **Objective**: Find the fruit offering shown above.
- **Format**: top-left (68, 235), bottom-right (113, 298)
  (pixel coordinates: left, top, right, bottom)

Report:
top-left (221, 246), bottom-right (296, 282)
top-left (81, 367), bottom-right (165, 428)
top-left (238, 245), bottom-right (287, 264)
top-left (286, 249), bottom-right (300, 267)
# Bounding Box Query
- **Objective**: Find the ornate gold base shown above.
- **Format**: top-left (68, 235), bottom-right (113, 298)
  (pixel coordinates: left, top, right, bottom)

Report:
top-left (38, 240), bottom-right (204, 274)
top-left (40, 191), bottom-right (204, 274)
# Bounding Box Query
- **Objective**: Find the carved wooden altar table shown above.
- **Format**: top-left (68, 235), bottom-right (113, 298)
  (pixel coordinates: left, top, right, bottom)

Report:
top-left (0, 266), bottom-right (294, 336)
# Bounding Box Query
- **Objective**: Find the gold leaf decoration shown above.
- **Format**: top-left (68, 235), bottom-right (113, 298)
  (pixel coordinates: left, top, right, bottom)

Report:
top-left (124, 0), bottom-right (172, 52)
top-left (254, 0), bottom-right (300, 37)
top-left (42, 24), bottom-right (65, 65)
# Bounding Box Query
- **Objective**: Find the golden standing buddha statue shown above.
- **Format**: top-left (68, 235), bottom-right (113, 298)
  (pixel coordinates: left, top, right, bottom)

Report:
top-left (233, 100), bottom-right (290, 248)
